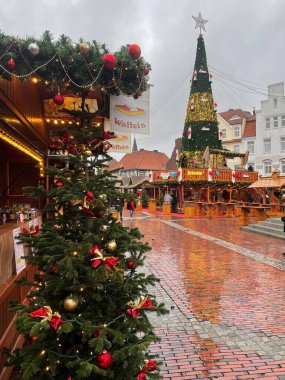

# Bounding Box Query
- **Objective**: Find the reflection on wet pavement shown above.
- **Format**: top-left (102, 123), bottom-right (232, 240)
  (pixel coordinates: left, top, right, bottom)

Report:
top-left (124, 212), bottom-right (285, 379)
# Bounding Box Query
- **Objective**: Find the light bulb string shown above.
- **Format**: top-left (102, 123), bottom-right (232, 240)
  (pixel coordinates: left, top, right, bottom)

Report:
top-left (57, 55), bottom-right (104, 89)
top-left (0, 53), bottom-right (57, 78)
top-left (112, 71), bottom-right (144, 97)
top-left (0, 40), bottom-right (17, 60)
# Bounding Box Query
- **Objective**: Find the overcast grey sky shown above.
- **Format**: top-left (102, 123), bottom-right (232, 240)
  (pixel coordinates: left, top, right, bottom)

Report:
top-left (1, 0), bottom-right (285, 157)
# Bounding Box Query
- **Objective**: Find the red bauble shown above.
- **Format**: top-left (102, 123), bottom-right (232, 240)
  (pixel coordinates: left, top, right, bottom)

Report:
top-left (128, 44), bottom-right (141, 59)
top-left (127, 260), bottom-right (135, 269)
top-left (54, 94), bottom-right (64, 106)
top-left (144, 66), bottom-right (150, 75)
top-left (8, 58), bottom-right (15, 70)
top-left (96, 351), bottom-right (112, 369)
top-left (102, 54), bottom-right (117, 70)
top-left (55, 181), bottom-right (64, 187)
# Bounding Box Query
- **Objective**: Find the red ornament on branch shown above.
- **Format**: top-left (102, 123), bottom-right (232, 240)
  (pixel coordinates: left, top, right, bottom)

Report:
top-left (8, 58), bottom-right (16, 70)
top-left (127, 260), bottom-right (135, 269)
top-left (86, 191), bottom-right (94, 202)
top-left (55, 181), bottom-right (64, 187)
top-left (96, 351), bottom-right (113, 369)
top-left (102, 54), bottom-right (117, 70)
top-left (128, 44), bottom-right (141, 59)
top-left (54, 94), bottom-right (64, 106)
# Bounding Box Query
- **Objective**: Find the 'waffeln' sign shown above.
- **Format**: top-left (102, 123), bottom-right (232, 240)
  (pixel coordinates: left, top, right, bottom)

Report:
top-left (110, 87), bottom-right (150, 135)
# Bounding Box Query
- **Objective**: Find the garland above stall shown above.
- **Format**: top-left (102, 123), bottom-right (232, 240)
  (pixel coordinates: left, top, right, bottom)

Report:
top-left (0, 31), bottom-right (151, 98)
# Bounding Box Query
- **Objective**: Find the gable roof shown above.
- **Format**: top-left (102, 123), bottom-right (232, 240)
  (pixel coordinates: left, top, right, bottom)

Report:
top-left (219, 109), bottom-right (252, 125)
top-left (243, 114), bottom-right (256, 138)
top-left (109, 149), bottom-right (169, 171)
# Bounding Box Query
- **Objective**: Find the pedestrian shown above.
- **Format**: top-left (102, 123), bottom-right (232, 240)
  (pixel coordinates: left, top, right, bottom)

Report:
top-left (127, 199), bottom-right (136, 218)
top-left (171, 193), bottom-right (177, 213)
top-left (116, 196), bottom-right (125, 221)
top-left (282, 193), bottom-right (285, 212)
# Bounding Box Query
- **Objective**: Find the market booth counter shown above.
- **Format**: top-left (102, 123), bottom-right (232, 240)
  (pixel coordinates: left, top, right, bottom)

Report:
top-left (0, 214), bottom-right (42, 380)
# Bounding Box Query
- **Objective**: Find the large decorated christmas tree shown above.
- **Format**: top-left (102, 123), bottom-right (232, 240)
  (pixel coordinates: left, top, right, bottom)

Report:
top-left (1, 32), bottom-right (167, 380)
top-left (179, 13), bottom-right (223, 168)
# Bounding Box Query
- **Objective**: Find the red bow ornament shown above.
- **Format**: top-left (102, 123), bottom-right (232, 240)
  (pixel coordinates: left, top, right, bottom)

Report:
top-left (90, 245), bottom-right (118, 270)
top-left (137, 359), bottom-right (157, 379)
top-left (82, 206), bottom-right (96, 217)
top-left (127, 297), bottom-right (154, 318)
top-left (29, 306), bottom-right (64, 330)
top-left (86, 191), bottom-right (94, 202)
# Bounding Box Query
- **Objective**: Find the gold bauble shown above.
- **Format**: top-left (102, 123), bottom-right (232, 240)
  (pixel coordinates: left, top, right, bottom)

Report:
top-left (63, 295), bottom-right (79, 311)
top-left (79, 42), bottom-right (90, 55)
top-left (85, 150), bottom-right (93, 156)
top-left (98, 194), bottom-right (107, 203)
top-left (71, 250), bottom-right (79, 257)
top-left (105, 240), bottom-right (117, 252)
top-left (100, 225), bottom-right (108, 232)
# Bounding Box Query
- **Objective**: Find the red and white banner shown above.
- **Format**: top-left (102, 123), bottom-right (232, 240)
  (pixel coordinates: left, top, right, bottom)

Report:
top-left (110, 87), bottom-right (150, 135)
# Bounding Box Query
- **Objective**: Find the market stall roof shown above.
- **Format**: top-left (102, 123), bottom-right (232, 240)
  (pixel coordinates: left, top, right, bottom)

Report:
top-left (249, 176), bottom-right (285, 188)
top-left (118, 175), bottom-right (149, 189)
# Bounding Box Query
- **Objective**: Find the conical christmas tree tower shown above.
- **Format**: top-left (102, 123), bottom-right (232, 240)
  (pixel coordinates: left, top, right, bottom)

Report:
top-left (179, 13), bottom-right (223, 168)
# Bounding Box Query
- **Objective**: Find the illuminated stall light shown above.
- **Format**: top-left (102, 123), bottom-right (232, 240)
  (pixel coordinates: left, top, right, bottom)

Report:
top-left (0, 129), bottom-right (44, 177)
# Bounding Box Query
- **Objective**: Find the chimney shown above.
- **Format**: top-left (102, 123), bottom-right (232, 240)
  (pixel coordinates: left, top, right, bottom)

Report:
top-left (253, 107), bottom-right (256, 115)
top-left (153, 149), bottom-right (158, 153)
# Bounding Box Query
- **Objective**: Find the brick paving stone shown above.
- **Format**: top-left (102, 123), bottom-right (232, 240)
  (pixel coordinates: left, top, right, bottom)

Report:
top-left (123, 212), bottom-right (285, 379)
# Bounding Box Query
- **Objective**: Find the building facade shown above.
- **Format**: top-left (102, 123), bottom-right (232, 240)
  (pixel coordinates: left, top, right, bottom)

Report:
top-left (242, 114), bottom-right (256, 170)
top-left (217, 109), bottom-right (252, 170)
top-left (255, 83), bottom-right (285, 176)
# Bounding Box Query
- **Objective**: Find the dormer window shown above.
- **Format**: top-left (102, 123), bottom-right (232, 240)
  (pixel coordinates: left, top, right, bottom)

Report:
top-left (229, 115), bottom-right (240, 121)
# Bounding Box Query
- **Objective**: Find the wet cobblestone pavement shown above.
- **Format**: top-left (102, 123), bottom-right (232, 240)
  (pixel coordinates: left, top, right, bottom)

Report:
top-left (123, 211), bottom-right (285, 379)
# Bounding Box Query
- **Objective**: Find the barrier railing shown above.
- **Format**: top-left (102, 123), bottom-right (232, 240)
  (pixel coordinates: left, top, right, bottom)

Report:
top-left (0, 265), bottom-right (35, 380)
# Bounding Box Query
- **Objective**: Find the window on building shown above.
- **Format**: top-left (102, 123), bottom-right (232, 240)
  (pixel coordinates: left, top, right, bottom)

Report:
top-left (281, 137), bottom-right (285, 152)
top-left (273, 116), bottom-right (278, 128)
top-left (247, 141), bottom-right (254, 154)
top-left (221, 129), bottom-right (226, 139)
top-left (138, 170), bottom-right (145, 176)
top-left (233, 144), bottom-right (240, 153)
top-left (265, 118), bottom-right (270, 129)
top-left (274, 98), bottom-right (278, 108)
top-left (264, 160), bottom-right (272, 175)
top-left (263, 138), bottom-right (271, 154)
top-left (234, 126), bottom-right (240, 138)
top-left (281, 160), bottom-right (285, 174)
top-left (282, 115), bottom-right (285, 127)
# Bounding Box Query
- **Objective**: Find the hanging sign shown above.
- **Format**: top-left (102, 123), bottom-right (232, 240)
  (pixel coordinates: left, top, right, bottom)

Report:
top-left (13, 227), bottom-right (26, 274)
top-left (108, 131), bottom-right (131, 153)
top-left (110, 87), bottom-right (150, 135)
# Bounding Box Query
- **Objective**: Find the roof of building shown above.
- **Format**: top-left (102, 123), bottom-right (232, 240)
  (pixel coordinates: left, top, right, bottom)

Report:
top-left (109, 149), bottom-right (169, 171)
top-left (219, 109), bottom-right (252, 125)
top-left (242, 114), bottom-right (256, 138)
top-left (249, 176), bottom-right (285, 188)
top-left (118, 175), bottom-right (149, 189)
top-left (107, 159), bottom-right (118, 171)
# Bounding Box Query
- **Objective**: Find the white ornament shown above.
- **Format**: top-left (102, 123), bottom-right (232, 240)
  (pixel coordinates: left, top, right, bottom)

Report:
top-left (192, 70), bottom-right (197, 81)
top-left (187, 127), bottom-right (192, 139)
top-left (201, 127), bottom-right (210, 131)
top-left (192, 12), bottom-right (208, 33)
top-left (190, 99), bottom-right (195, 110)
top-left (201, 97), bottom-right (208, 102)
top-left (28, 43), bottom-right (39, 56)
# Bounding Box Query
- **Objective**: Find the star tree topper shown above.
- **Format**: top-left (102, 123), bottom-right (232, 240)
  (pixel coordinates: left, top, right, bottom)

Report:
top-left (192, 12), bottom-right (208, 34)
